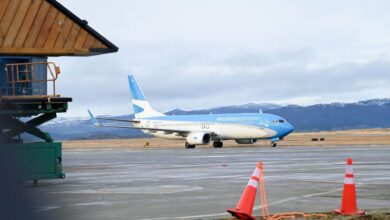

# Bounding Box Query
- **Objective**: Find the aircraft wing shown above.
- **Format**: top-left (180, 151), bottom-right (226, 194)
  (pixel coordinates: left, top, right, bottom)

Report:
top-left (95, 117), bottom-right (140, 123)
top-left (87, 109), bottom-right (140, 123)
top-left (87, 109), bottom-right (191, 136)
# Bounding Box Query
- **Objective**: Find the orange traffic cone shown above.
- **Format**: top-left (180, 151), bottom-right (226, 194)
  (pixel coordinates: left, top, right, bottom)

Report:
top-left (334, 158), bottom-right (365, 215)
top-left (227, 163), bottom-right (261, 220)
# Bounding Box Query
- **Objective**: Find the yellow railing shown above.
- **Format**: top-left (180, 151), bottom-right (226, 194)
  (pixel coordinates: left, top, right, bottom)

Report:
top-left (4, 62), bottom-right (60, 97)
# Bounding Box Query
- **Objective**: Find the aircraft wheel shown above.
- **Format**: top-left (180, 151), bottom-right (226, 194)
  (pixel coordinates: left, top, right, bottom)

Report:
top-left (271, 142), bottom-right (277, 147)
top-left (213, 141), bottom-right (223, 148)
top-left (185, 143), bottom-right (196, 149)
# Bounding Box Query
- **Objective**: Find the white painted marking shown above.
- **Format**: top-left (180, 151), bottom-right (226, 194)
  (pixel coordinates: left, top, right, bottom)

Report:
top-left (361, 177), bottom-right (390, 181)
top-left (51, 185), bottom-right (203, 195)
top-left (301, 188), bottom-right (342, 198)
top-left (184, 155), bottom-right (229, 158)
top-left (70, 202), bottom-right (112, 207)
top-left (185, 175), bottom-right (245, 181)
top-left (34, 206), bottom-right (60, 212)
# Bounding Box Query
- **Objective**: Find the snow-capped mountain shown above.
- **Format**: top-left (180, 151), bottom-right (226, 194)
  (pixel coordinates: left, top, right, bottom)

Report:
top-left (167, 103), bottom-right (282, 115)
top-left (356, 99), bottom-right (390, 106)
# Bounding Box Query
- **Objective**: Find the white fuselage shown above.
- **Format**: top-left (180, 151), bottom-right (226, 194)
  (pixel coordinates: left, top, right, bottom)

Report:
top-left (135, 119), bottom-right (276, 140)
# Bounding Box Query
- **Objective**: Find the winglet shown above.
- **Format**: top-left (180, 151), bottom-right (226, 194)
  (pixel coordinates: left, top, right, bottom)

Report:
top-left (87, 109), bottom-right (101, 127)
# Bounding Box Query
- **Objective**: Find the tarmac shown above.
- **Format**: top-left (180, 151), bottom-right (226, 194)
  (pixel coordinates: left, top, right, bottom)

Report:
top-left (26, 145), bottom-right (390, 220)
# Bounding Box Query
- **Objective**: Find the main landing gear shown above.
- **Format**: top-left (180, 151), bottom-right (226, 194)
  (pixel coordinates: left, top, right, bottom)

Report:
top-left (185, 141), bottom-right (223, 149)
top-left (185, 142), bottom-right (196, 149)
top-left (213, 141), bottom-right (223, 148)
top-left (271, 142), bottom-right (277, 147)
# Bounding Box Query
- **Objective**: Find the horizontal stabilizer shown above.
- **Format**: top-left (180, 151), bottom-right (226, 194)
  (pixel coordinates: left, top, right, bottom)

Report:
top-left (87, 109), bottom-right (101, 127)
top-left (87, 109), bottom-right (194, 137)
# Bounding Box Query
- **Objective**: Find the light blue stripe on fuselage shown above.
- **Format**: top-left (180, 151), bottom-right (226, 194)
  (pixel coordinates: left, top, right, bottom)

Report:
top-left (146, 113), bottom-right (280, 127)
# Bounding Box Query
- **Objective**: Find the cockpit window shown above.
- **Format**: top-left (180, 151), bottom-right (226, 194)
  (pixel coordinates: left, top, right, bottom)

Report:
top-left (278, 119), bottom-right (285, 123)
top-left (272, 119), bottom-right (286, 123)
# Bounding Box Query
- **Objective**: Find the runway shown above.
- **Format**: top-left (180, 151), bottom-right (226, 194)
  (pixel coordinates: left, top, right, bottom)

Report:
top-left (27, 145), bottom-right (390, 220)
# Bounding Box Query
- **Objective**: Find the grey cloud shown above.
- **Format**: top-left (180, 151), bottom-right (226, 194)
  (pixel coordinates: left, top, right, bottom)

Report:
top-left (122, 49), bottom-right (390, 109)
top-left (52, 0), bottom-right (390, 116)
top-left (52, 44), bottom-right (390, 117)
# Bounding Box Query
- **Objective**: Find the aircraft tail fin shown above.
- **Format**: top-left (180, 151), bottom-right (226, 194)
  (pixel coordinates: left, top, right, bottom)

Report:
top-left (128, 75), bottom-right (165, 119)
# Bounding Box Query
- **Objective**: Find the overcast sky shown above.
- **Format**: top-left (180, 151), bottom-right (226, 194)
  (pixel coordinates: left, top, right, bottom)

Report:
top-left (53, 0), bottom-right (390, 117)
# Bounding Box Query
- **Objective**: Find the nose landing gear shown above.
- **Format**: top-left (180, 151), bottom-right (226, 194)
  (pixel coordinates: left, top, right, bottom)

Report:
top-left (271, 142), bottom-right (277, 147)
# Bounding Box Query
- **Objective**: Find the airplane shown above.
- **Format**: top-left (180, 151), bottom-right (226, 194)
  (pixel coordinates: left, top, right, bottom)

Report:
top-left (88, 75), bottom-right (294, 149)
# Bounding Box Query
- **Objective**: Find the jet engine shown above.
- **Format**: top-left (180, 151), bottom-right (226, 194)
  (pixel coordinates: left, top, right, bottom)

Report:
top-left (235, 139), bottom-right (257, 144)
top-left (186, 132), bottom-right (211, 145)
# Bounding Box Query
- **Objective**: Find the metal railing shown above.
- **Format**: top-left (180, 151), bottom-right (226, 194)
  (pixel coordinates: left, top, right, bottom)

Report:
top-left (2, 62), bottom-right (60, 97)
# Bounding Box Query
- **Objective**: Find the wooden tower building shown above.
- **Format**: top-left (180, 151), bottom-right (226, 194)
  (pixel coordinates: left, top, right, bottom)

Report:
top-left (0, 0), bottom-right (118, 185)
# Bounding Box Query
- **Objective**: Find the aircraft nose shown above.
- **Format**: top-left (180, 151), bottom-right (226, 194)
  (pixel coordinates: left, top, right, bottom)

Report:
top-left (287, 122), bottom-right (294, 133)
top-left (283, 122), bottom-right (294, 136)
